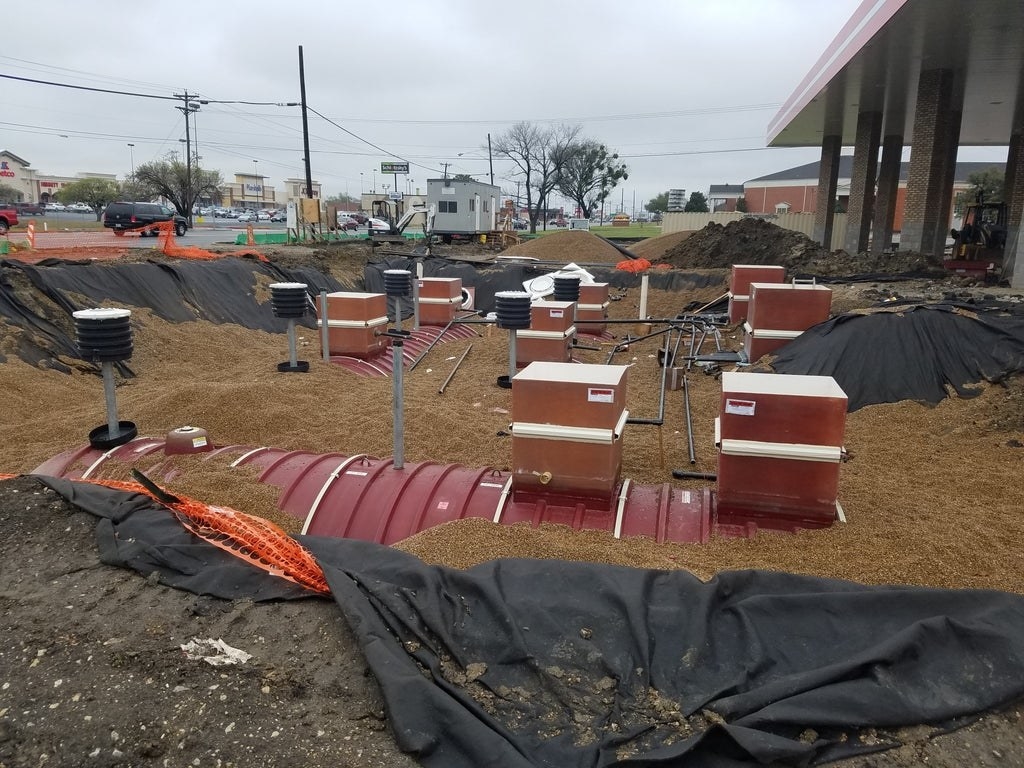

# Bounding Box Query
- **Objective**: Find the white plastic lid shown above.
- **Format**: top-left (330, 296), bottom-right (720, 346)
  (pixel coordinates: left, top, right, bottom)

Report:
top-left (72, 308), bottom-right (131, 320)
top-left (383, 269), bottom-right (411, 275)
top-left (495, 291), bottom-right (531, 299)
top-left (268, 282), bottom-right (308, 290)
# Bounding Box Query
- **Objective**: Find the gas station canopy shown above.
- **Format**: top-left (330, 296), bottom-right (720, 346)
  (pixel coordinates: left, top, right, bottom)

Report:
top-left (768, 0), bottom-right (1024, 147)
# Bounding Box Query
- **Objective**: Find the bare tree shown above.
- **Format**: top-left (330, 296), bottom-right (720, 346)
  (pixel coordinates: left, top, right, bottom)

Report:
top-left (493, 122), bottom-right (581, 233)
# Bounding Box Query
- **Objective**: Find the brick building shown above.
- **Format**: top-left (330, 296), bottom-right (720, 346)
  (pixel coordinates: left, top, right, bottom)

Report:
top-left (740, 158), bottom-right (1004, 231)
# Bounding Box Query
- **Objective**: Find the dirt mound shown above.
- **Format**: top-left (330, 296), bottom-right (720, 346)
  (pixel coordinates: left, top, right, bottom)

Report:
top-left (655, 218), bottom-right (945, 276)
top-left (631, 230), bottom-right (696, 261)
top-left (500, 230), bottom-right (624, 264)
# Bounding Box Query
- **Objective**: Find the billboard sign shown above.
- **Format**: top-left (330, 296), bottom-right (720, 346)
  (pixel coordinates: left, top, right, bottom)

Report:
top-left (381, 161), bottom-right (409, 174)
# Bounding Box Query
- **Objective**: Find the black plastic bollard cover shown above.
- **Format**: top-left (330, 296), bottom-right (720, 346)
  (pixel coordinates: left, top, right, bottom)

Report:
top-left (553, 275), bottom-right (581, 302)
top-left (269, 282), bottom-right (309, 319)
top-left (383, 269), bottom-right (412, 298)
top-left (73, 308), bottom-right (133, 362)
top-left (494, 291), bottom-right (532, 330)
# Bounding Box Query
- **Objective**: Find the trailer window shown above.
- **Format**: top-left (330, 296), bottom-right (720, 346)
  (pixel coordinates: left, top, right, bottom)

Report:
top-left (438, 201), bottom-right (458, 213)
top-left (469, 198), bottom-right (475, 212)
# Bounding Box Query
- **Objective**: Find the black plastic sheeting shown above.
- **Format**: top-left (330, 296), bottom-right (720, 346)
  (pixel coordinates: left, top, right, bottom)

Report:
top-left (364, 257), bottom-right (725, 314)
top-left (33, 475), bottom-right (1024, 768)
top-left (771, 301), bottom-right (1024, 411)
top-left (0, 257), bottom-right (350, 370)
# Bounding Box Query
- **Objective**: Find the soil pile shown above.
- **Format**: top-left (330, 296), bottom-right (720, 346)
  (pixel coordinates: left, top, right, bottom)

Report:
top-left (631, 230), bottom-right (695, 261)
top-left (500, 230), bottom-right (625, 264)
top-left (655, 218), bottom-right (945, 276)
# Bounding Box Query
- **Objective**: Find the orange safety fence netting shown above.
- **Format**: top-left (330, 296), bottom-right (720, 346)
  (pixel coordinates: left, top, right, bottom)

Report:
top-left (154, 221), bottom-right (269, 262)
top-left (616, 258), bottom-right (652, 273)
top-left (0, 472), bottom-right (329, 595)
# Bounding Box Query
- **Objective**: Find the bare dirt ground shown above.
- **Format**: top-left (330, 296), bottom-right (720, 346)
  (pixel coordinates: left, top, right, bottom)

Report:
top-left (2, 223), bottom-right (1023, 766)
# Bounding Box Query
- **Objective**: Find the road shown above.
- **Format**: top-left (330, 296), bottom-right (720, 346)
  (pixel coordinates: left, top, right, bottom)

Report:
top-left (10, 214), bottom-right (283, 250)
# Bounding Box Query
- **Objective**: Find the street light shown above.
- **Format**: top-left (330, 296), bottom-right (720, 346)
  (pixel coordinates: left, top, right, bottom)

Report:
top-left (127, 143), bottom-right (135, 177)
top-left (253, 160), bottom-right (261, 211)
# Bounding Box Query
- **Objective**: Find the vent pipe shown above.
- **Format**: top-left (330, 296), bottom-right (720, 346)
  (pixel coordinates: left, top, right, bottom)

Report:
top-left (494, 291), bottom-right (531, 388)
top-left (383, 269), bottom-right (412, 334)
top-left (270, 282), bottom-right (310, 373)
top-left (73, 308), bottom-right (137, 449)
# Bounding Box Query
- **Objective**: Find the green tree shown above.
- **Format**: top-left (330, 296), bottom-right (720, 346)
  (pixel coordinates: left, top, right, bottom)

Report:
top-left (54, 178), bottom-right (121, 221)
top-left (133, 155), bottom-right (223, 220)
top-left (0, 182), bottom-right (22, 203)
top-left (645, 191), bottom-right (669, 214)
top-left (451, 173), bottom-right (476, 182)
top-left (684, 191), bottom-right (709, 213)
top-left (325, 193), bottom-right (359, 205)
top-left (735, 197), bottom-right (749, 213)
top-left (555, 141), bottom-right (628, 218)
top-left (954, 167), bottom-right (1004, 214)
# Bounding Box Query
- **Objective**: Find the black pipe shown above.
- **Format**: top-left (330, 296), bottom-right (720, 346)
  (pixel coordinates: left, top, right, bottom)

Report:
top-left (592, 233), bottom-right (640, 260)
top-left (672, 470), bottom-right (717, 481)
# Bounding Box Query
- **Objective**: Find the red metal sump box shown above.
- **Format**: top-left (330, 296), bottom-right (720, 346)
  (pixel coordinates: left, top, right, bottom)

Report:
top-left (318, 291), bottom-right (389, 359)
top-left (511, 362), bottom-right (629, 503)
top-left (743, 282), bottom-right (832, 361)
top-left (417, 277), bottom-right (462, 326)
top-left (516, 300), bottom-right (576, 366)
top-left (577, 283), bottom-right (610, 334)
top-left (715, 371), bottom-right (847, 525)
top-left (728, 264), bottom-right (785, 323)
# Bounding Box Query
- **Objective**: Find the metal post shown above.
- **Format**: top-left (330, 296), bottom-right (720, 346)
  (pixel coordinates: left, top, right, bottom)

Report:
top-left (639, 273), bottom-right (650, 319)
top-left (287, 319), bottom-right (298, 367)
top-left (393, 296), bottom-right (403, 335)
top-left (508, 329), bottom-right (517, 383)
top-left (392, 339), bottom-right (405, 470)
top-left (101, 362), bottom-right (119, 437)
top-left (412, 275), bottom-right (420, 331)
top-left (319, 291), bottom-right (330, 361)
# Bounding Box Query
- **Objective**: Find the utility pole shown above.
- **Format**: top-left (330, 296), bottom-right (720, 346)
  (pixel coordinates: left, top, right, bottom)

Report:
top-left (487, 133), bottom-right (494, 186)
top-left (442, 162), bottom-right (450, 180)
top-left (174, 90), bottom-right (200, 225)
top-left (298, 46), bottom-right (314, 200)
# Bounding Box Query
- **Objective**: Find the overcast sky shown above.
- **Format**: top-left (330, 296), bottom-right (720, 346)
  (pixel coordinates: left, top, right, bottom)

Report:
top-left (3, 0), bottom-right (1005, 211)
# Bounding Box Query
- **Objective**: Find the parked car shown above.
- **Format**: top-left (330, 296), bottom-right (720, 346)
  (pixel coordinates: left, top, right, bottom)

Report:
top-left (547, 218), bottom-right (567, 228)
top-left (66, 202), bottom-right (93, 213)
top-left (13, 202), bottom-right (45, 216)
top-left (270, 211), bottom-right (287, 223)
top-left (102, 201), bottom-right (188, 237)
top-left (44, 202), bottom-right (66, 212)
top-left (236, 211), bottom-right (256, 223)
top-left (256, 211), bottom-right (271, 221)
top-left (336, 215), bottom-right (359, 231)
top-left (512, 218), bottom-right (529, 230)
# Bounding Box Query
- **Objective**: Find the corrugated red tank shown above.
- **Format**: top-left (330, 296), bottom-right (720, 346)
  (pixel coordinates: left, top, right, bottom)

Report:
top-left (32, 436), bottom-right (719, 546)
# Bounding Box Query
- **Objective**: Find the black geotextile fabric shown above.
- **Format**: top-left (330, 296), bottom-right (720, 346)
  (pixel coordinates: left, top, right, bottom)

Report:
top-left (0, 257), bottom-right (349, 367)
top-left (364, 257), bottom-right (725, 314)
top-left (770, 301), bottom-right (1024, 411)
top-left (30, 474), bottom-right (1024, 768)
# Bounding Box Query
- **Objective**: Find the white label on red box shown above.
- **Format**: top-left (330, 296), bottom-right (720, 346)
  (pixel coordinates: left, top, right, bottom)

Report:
top-left (436, 501), bottom-right (449, 511)
top-left (587, 387), bottom-right (615, 403)
top-left (550, 309), bottom-right (564, 318)
top-left (725, 398), bottom-right (756, 416)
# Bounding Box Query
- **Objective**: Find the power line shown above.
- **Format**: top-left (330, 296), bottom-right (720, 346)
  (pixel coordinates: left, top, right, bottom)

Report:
top-left (0, 72), bottom-right (298, 107)
top-left (306, 105), bottom-right (444, 175)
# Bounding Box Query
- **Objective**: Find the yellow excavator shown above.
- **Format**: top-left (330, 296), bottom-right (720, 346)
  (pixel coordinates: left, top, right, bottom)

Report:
top-left (947, 199), bottom-right (1007, 278)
